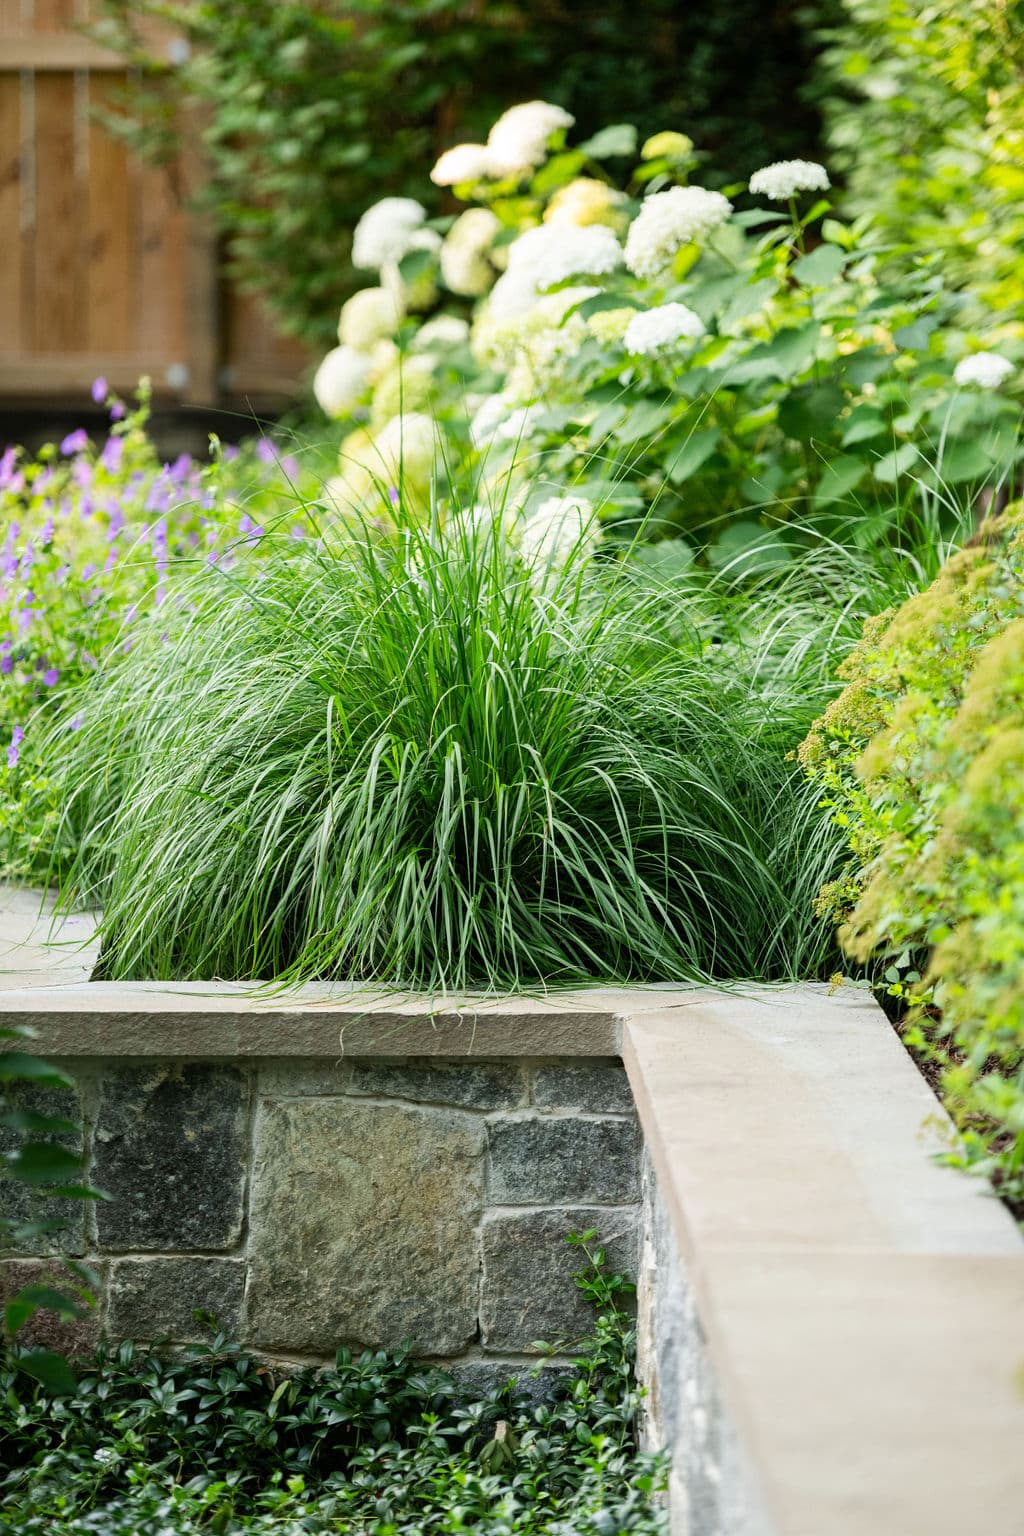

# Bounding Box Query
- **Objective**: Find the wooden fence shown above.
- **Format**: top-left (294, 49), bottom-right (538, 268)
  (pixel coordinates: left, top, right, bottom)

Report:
top-left (0, 0), bottom-right (308, 406)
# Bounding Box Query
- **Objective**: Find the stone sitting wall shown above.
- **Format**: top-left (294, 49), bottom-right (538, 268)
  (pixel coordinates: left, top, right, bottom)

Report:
top-left (0, 1055), bottom-right (640, 1371)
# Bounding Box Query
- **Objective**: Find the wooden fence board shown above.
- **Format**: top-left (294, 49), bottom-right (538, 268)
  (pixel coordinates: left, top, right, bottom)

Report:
top-left (0, 75), bottom-right (21, 355)
top-left (32, 72), bottom-right (86, 352)
top-left (87, 74), bottom-right (133, 351)
top-left (0, 8), bottom-right (308, 405)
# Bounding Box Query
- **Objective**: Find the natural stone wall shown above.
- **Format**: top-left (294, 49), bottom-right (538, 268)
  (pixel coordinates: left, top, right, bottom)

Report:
top-left (637, 1150), bottom-right (774, 1536)
top-left (0, 1056), bottom-right (640, 1376)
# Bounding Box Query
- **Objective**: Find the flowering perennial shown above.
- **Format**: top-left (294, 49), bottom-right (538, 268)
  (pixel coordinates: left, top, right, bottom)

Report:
top-left (352, 198), bottom-right (427, 271)
top-left (748, 160), bottom-right (830, 200)
top-left (623, 302), bottom-right (706, 355)
top-left (430, 143), bottom-right (493, 186)
top-left (624, 186), bottom-right (732, 279)
top-left (486, 100), bottom-right (574, 179)
top-left (953, 352), bottom-right (1015, 390)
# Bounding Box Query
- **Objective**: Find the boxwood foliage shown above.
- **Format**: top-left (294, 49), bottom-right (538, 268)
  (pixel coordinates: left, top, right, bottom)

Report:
top-left (0, 1236), bottom-right (667, 1535)
top-left (800, 503), bottom-right (1024, 1207)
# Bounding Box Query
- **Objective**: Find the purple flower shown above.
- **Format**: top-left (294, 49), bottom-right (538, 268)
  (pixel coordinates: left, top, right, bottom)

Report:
top-left (61, 429), bottom-right (89, 456)
top-left (388, 486), bottom-right (400, 505)
top-left (7, 725), bottom-right (24, 768)
top-left (109, 401), bottom-right (126, 422)
top-left (168, 453), bottom-right (192, 484)
top-left (0, 446), bottom-right (17, 486)
top-left (282, 455), bottom-right (300, 480)
top-left (42, 668), bottom-right (59, 687)
top-left (255, 437), bottom-right (277, 465)
top-left (100, 436), bottom-right (124, 474)
top-left (290, 525), bottom-right (306, 540)
top-left (91, 376), bottom-right (108, 404)
top-left (222, 445), bottom-right (240, 462)
top-left (0, 657), bottom-right (12, 676)
top-left (68, 715), bottom-right (85, 732)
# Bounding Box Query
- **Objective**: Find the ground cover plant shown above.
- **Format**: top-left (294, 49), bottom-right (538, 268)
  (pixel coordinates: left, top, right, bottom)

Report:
top-left (306, 100), bottom-right (1021, 575)
top-left (0, 385), bottom-right (315, 884)
top-left (0, 1237), bottom-right (667, 1535)
top-left (801, 502), bottom-right (1024, 1208)
top-left (48, 488), bottom-right (857, 990)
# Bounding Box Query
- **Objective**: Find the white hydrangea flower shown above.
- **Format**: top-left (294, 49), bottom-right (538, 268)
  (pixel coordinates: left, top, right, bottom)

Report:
top-left (953, 351), bottom-right (1015, 389)
top-left (518, 492), bottom-right (600, 573)
top-left (470, 395), bottom-right (545, 449)
top-left (486, 99), bottom-right (575, 178)
top-left (623, 302), bottom-right (706, 355)
top-left (352, 197), bottom-right (427, 271)
top-left (440, 208), bottom-right (502, 297)
top-left (748, 160), bottom-right (830, 200)
top-left (506, 222), bottom-right (622, 288)
top-left (484, 267), bottom-right (545, 325)
top-left (412, 314), bottom-right (471, 351)
top-left (313, 346), bottom-right (373, 419)
top-left (331, 412), bottom-right (442, 516)
top-left (543, 177), bottom-right (629, 231)
top-left (337, 286), bottom-right (403, 352)
top-left (381, 227), bottom-right (442, 313)
top-left (431, 142), bottom-right (494, 185)
top-left (624, 186), bottom-right (733, 279)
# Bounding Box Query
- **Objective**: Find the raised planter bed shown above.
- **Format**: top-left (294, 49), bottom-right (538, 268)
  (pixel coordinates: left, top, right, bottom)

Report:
top-left (2, 886), bottom-right (1022, 1535)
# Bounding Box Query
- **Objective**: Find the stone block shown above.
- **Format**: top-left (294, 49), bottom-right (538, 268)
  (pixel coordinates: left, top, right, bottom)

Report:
top-left (93, 1066), bottom-right (248, 1251)
top-left (348, 1059), bottom-right (525, 1111)
top-left (0, 1081), bottom-right (86, 1255)
top-left (480, 1207), bottom-right (638, 1352)
top-left (248, 1098), bottom-right (484, 1356)
top-left (0, 1258), bottom-right (104, 1357)
top-left (106, 1256), bottom-right (245, 1342)
top-left (258, 1059), bottom-right (353, 1097)
top-left (447, 1358), bottom-right (575, 1406)
top-left (531, 1060), bottom-right (634, 1115)
top-left (487, 1114), bottom-right (640, 1205)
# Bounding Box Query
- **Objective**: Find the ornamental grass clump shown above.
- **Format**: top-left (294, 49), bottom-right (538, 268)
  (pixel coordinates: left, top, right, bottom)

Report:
top-left (52, 497), bottom-right (843, 990)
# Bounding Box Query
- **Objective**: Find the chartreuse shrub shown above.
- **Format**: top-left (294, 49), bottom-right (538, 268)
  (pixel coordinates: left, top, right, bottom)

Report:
top-left (818, 0), bottom-right (1024, 323)
top-left (800, 504), bottom-right (1024, 1206)
top-left (49, 491), bottom-right (848, 989)
top-left (311, 101), bottom-right (1022, 574)
top-left (0, 385), bottom-right (316, 884)
top-left (0, 1236), bottom-right (667, 1535)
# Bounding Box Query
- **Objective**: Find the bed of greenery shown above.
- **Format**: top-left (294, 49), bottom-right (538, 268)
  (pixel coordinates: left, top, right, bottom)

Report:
top-left (0, 1240), bottom-right (666, 1536)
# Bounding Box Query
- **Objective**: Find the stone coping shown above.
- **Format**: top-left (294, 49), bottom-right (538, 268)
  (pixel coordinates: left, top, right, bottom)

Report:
top-left (624, 992), bottom-right (1024, 1536)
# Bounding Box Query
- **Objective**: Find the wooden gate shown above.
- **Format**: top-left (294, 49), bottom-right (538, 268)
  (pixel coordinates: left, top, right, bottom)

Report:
top-left (0, 1), bottom-right (307, 407)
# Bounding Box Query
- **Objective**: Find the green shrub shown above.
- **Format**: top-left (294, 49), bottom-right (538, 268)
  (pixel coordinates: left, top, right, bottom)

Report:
top-left (1, 1236), bottom-right (667, 1534)
top-left (311, 105), bottom-right (1022, 572)
top-left (818, 0), bottom-right (1024, 322)
top-left (92, 0), bottom-right (835, 343)
top-left (0, 1030), bottom-right (101, 1396)
top-left (51, 497), bottom-right (848, 989)
top-left (800, 504), bottom-right (1024, 1205)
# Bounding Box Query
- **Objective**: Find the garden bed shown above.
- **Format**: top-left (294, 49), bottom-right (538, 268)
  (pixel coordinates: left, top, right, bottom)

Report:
top-left (2, 887), bottom-right (1022, 1535)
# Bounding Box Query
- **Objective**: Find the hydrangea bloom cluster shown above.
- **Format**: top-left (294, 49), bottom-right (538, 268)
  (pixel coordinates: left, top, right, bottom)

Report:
top-left (313, 346), bottom-right (375, 420)
top-left (440, 208), bottom-right (502, 298)
top-left (543, 177), bottom-right (629, 231)
top-left (517, 492), bottom-right (599, 575)
top-left (748, 160), bottom-right (830, 200)
top-left (337, 286), bottom-right (403, 351)
top-left (623, 302), bottom-right (706, 355)
top-left (485, 100), bottom-right (574, 179)
top-left (352, 198), bottom-right (428, 271)
top-left (506, 222), bottom-right (623, 289)
top-left (953, 352), bottom-right (1015, 389)
top-left (430, 143), bottom-right (494, 187)
top-left (624, 186), bottom-right (733, 279)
